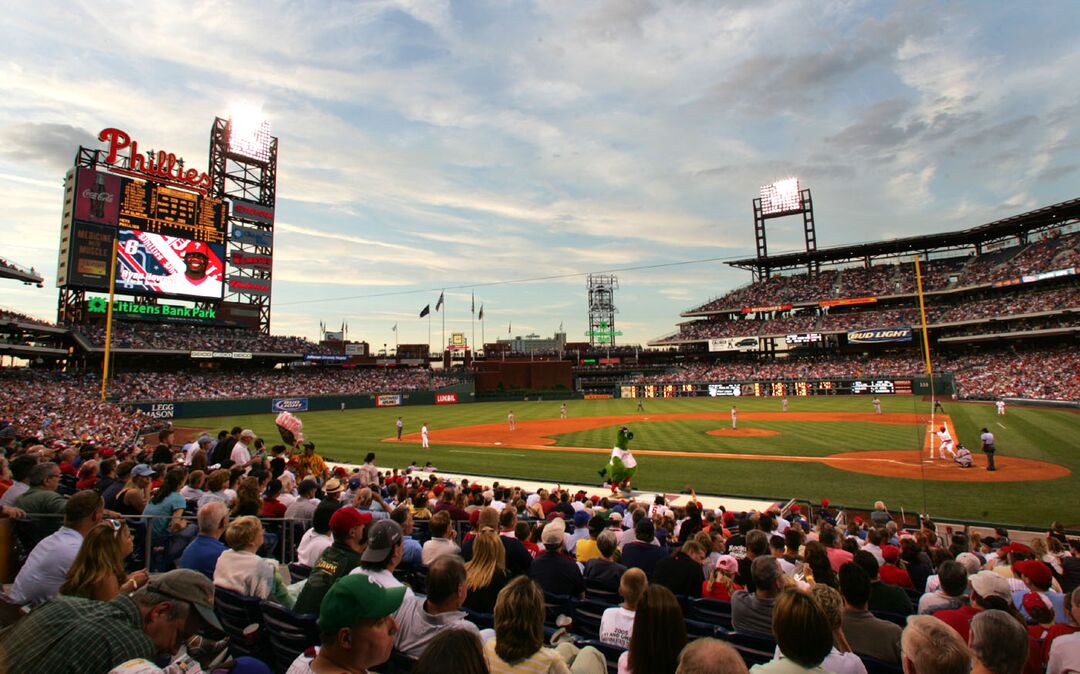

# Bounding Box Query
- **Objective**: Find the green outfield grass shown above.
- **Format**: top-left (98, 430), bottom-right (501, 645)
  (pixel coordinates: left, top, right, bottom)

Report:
top-left (181, 396), bottom-right (1079, 527)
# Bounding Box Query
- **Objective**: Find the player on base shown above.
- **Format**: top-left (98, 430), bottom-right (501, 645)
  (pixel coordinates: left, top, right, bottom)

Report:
top-left (934, 424), bottom-right (957, 460)
top-left (598, 426), bottom-right (636, 495)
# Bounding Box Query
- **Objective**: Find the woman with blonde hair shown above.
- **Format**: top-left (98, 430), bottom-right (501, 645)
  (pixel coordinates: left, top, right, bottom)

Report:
top-left (805, 584), bottom-right (867, 674)
top-left (212, 515), bottom-right (293, 607)
top-left (702, 555), bottom-right (743, 601)
top-left (485, 576), bottom-right (606, 674)
top-left (60, 519), bottom-right (148, 601)
top-left (465, 527), bottom-right (510, 613)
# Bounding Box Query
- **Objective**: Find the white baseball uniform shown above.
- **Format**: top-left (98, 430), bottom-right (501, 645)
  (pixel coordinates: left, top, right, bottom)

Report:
top-left (936, 428), bottom-right (956, 459)
top-left (731, 407), bottom-right (737, 429)
top-left (421, 424), bottom-right (429, 448)
top-left (996, 400), bottom-right (1005, 416)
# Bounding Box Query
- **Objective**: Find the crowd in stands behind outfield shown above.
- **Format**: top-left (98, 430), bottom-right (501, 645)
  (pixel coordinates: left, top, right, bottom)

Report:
top-left (665, 285), bottom-right (1080, 342)
top-left (110, 367), bottom-right (465, 402)
top-left (0, 308), bottom-right (55, 327)
top-left (79, 323), bottom-right (340, 355)
top-left (687, 231), bottom-right (1080, 313)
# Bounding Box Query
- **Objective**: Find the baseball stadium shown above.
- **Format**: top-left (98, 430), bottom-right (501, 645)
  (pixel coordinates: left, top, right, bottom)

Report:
top-left (3, 7), bottom-right (1080, 672)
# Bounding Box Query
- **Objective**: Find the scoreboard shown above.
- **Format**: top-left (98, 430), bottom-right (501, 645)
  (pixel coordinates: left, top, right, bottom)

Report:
top-left (118, 179), bottom-right (227, 244)
top-left (620, 378), bottom-right (914, 398)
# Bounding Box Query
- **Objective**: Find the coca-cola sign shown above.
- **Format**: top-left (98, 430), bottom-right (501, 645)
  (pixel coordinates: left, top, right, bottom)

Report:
top-left (98, 127), bottom-right (213, 195)
top-left (73, 168), bottom-right (122, 225)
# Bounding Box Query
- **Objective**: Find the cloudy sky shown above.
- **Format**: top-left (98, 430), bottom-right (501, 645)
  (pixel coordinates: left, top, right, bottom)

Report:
top-left (1, 1), bottom-right (1077, 348)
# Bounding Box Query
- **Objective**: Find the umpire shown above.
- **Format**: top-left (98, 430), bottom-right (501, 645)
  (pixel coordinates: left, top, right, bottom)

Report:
top-left (979, 427), bottom-right (997, 471)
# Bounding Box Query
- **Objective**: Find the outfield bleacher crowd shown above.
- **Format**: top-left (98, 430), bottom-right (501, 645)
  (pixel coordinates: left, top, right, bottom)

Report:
top-left (687, 232), bottom-right (1080, 314)
top-left (0, 308), bottom-right (55, 328)
top-left (0, 426), bottom-right (1078, 674)
top-left (79, 323), bottom-right (341, 355)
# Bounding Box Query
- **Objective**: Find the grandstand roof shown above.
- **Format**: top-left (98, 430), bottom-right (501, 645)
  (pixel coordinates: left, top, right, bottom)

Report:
top-left (729, 197), bottom-right (1080, 273)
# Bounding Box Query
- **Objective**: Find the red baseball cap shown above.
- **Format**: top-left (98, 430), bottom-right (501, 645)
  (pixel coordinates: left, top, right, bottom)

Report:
top-left (329, 508), bottom-right (372, 538)
top-left (1021, 591), bottom-right (1053, 615)
top-left (820, 499), bottom-right (830, 507)
top-left (881, 545), bottom-right (901, 563)
top-left (790, 505), bottom-right (801, 514)
top-left (1013, 560), bottom-right (1053, 588)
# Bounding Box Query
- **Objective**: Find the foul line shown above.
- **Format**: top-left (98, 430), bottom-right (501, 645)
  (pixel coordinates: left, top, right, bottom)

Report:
top-left (449, 449), bottom-right (526, 457)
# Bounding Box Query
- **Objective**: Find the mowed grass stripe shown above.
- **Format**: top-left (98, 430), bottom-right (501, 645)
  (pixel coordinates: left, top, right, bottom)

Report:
top-left (181, 396), bottom-right (1078, 526)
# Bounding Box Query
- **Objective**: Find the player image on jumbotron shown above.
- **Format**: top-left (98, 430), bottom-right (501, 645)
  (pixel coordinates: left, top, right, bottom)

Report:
top-left (116, 229), bottom-right (225, 299)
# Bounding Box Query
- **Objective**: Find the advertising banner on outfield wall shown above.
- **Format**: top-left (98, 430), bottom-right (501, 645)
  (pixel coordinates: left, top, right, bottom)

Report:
top-left (785, 333), bottom-right (822, 345)
top-left (708, 337), bottom-right (759, 352)
top-left (435, 393), bottom-right (458, 404)
top-left (741, 304), bottom-right (792, 314)
top-left (272, 398), bottom-right (309, 412)
top-left (708, 384), bottom-right (742, 396)
top-left (376, 394), bottom-right (402, 407)
top-left (847, 326), bottom-right (913, 344)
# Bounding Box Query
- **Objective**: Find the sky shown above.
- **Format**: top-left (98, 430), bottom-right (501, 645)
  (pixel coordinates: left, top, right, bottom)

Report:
top-left (1, 1), bottom-right (1077, 349)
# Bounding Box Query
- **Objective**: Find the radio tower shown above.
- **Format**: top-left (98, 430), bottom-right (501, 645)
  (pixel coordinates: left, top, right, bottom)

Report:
top-left (587, 274), bottom-right (619, 348)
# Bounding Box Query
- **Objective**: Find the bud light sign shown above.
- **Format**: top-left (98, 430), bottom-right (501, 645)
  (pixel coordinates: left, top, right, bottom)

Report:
top-left (272, 398), bottom-right (309, 412)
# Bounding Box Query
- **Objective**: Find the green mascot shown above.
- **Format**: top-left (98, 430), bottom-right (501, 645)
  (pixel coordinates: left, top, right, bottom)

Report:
top-left (598, 426), bottom-right (636, 495)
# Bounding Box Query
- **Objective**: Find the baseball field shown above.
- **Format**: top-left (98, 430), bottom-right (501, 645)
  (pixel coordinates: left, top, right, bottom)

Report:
top-left (181, 396), bottom-right (1078, 528)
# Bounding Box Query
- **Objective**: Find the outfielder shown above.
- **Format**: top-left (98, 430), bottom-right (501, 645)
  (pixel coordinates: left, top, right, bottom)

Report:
top-left (996, 400), bottom-right (1006, 416)
top-left (731, 406), bottom-right (738, 430)
top-left (560, 403), bottom-right (567, 419)
top-left (934, 424), bottom-right (957, 460)
top-left (598, 426), bottom-right (636, 495)
top-left (508, 411), bottom-right (515, 431)
top-left (872, 397), bottom-right (882, 414)
top-left (421, 422), bottom-right (429, 449)
top-left (781, 397), bottom-right (789, 412)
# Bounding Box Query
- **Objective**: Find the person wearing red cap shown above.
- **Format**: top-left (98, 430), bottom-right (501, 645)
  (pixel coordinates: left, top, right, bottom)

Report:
top-left (1045, 587), bottom-right (1080, 673)
top-left (156, 242), bottom-right (221, 298)
top-left (878, 545), bottom-right (915, 589)
top-left (1013, 559), bottom-right (1067, 624)
top-left (293, 508), bottom-right (372, 614)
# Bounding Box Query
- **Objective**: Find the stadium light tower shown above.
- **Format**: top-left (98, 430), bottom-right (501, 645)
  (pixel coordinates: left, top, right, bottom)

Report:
top-left (752, 177), bottom-right (818, 280)
top-left (587, 274), bottom-right (620, 348)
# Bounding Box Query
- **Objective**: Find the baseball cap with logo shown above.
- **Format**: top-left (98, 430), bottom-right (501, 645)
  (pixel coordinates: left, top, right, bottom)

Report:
top-left (145, 568), bottom-right (223, 631)
top-left (132, 464), bottom-right (157, 478)
top-left (361, 520), bottom-right (404, 563)
top-left (969, 570), bottom-right (1011, 601)
top-left (319, 573), bottom-right (405, 633)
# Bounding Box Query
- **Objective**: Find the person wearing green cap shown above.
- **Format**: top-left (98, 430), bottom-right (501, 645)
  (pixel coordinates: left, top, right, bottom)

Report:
top-left (286, 572), bottom-right (406, 674)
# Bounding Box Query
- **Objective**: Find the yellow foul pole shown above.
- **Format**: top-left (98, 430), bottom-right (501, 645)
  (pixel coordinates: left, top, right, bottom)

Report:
top-left (100, 236), bottom-right (119, 402)
top-left (914, 256), bottom-right (936, 431)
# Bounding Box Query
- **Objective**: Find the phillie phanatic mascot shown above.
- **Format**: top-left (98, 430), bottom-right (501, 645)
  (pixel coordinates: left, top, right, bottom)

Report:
top-left (598, 426), bottom-right (636, 494)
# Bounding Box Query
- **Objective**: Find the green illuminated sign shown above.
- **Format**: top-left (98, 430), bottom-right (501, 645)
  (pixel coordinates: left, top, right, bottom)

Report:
top-left (86, 297), bottom-right (216, 320)
top-left (586, 321), bottom-right (622, 343)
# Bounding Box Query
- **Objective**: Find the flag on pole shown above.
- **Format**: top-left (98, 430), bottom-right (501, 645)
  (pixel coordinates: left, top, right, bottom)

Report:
top-left (478, 305), bottom-right (484, 321)
top-left (471, 292), bottom-right (475, 315)
top-left (392, 323), bottom-right (397, 332)
top-left (436, 291), bottom-right (444, 312)
top-left (508, 322), bottom-right (512, 334)
top-left (419, 305), bottom-right (430, 318)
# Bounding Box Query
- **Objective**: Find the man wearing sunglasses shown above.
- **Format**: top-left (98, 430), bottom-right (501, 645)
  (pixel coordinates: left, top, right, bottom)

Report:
top-left (0, 568), bottom-right (223, 674)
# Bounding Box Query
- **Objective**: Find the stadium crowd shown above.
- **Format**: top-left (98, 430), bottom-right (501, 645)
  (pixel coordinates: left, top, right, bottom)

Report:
top-left (1, 428), bottom-right (1078, 674)
top-left (0, 308), bottom-right (55, 327)
top-left (79, 324), bottom-right (341, 355)
top-left (688, 231), bottom-right (1079, 314)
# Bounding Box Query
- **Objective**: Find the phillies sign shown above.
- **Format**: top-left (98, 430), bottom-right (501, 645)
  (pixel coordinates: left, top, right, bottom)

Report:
top-left (98, 127), bottom-right (213, 195)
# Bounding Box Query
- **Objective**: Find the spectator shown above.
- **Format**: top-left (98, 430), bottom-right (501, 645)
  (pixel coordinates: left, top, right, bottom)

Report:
top-left (13, 462), bottom-right (66, 538)
top-left (115, 464), bottom-right (155, 516)
top-left (483, 576), bottom-right (604, 673)
top-left (213, 515), bottom-right (292, 607)
top-left (7, 490), bottom-right (104, 606)
top-left (853, 550), bottom-right (913, 615)
top-left (59, 518), bottom-right (148, 601)
top-left (584, 530), bottom-right (627, 593)
top-left (391, 505), bottom-right (424, 568)
top-left (879, 544), bottom-right (915, 589)
top-left (652, 540), bottom-right (707, 598)
top-left (703, 555), bottom-right (742, 600)
top-left (1060, 540), bottom-right (1080, 595)
top-left (179, 469), bottom-right (206, 501)
top-left (732, 556), bottom-right (783, 636)
top-left (230, 476), bottom-right (262, 517)
top-left (465, 527), bottom-right (512, 613)
top-left (178, 501), bottom-right (230, 580)
top-left (754, 588), bottom-right (833, 673)
top-left (900, 615), bottom-right (971, 674)
top-left (933, 570), bottom-right (1014, 643)
top-left (294, 508), bottom-right (371, 614)
top-left (919, 560), bottom-right (969, 614)
top-left (287, 573), bottom-right (405, 674)
top-left (802, 584), bottom-right (866, 674)
top-left (530, 517), bottom-right (585, 599)
top-left (0, 454), bottom-right (37, 507)
top-left (143, 466), bottom-right (189, 542)
top-left (970, 609), bottom-right (1029, 674)
top-left (1012, 559), bottom-right (1066, 623)
top-left (821, 527), bottom-right (853, 574)
top-left (260, 478), bottom-right (287, 518)
top-left (803, 541), bottom-right (839, 589)
top-left (839, 562), bottom-right (902, 664)
top-left (600, 567), bottom-right (647, 649)
top-left (621, 584), bottom-right (687, 674)
top-left (195, 468), bottom-right (232, 509)
top-left (422, 510), bottom-right (461, 566)
top-left (738, 530), bottom-right (771, 592)
top-left (0, 569), bottom-right (223, 674)
top-left (413, 628), bottom-right (490, 674)
top-left (294, 441), bottom-right (329, 482)
top-left (576, 515), bottom-right (607, 564)
top-left (283, 478), bottom-right (319, 529)
top-left (297, 497), bottom-right (339, 567)
top-left (675, 638), bottom-right (748, 674)
top-left (394, 556), bottom-right (483, 658)
top-left (1042, 587), bottom-right (1079, 668)
top-left (621, 518), bottom-right (668, 578)
top-left (357, 452), bottom-right (379, 487)
top-left (463, 507), bottom-right (532, 576)
top-left (565, 510), bottom-right (592, 554)
top-left (1047, 588), bottom-right (1080, 674)
top-left (349, 519), bottom-right (407, 593)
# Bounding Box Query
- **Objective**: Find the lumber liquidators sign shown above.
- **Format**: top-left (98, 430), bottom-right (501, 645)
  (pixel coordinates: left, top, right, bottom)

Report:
top-left (847, 326), bottom-right (913, 344)
top-left (272, 398), bottom-right (309, 412)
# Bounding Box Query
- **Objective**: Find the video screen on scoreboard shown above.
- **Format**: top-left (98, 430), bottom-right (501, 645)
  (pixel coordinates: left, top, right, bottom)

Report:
top-left (115, 229), bottom-right (225, 300)
top-left (851, 380), bottom-right (896, 395)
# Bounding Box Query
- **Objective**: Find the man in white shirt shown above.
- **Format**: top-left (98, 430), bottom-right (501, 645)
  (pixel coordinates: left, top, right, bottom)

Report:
top-left (421, 423), bottom-right (429, 449)
top-left (421, 512), bottom-right (460, 566)
top-left (230, 429), bottom-right (255, 467)
top-left (7, 491), bottom-right (103, 606)
top-left (393, 556), bottom-right (481, 658)
top-left (357, 453), bottom-right (379, 487)
top-left (934, 425), bottom-right (956, 460)
top-left (1047, 588), bottom-right (1080, 674)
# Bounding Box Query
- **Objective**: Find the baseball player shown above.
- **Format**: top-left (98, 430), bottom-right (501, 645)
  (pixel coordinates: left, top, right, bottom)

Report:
top-left (934, 424), bottom-right (957, 460)
top-left (872, 397), bottom-right (882, 415)
top-left (421, 422), bottom-right (429, 449)
top-left (636, 398), bottom-right (644, 413)
top-left (953, 444), bottom-right (973, 468)
top-left (560, 403), bottom-right (567, 419)
top-left (508, 411), bottom-right (515, 431)
top-left (781, 397), bottom-right (788, 412)
top-left (396, 416), bottom-right (404, 440)
top-left (731, 406), bottom-right (738, 430)
top-left (996, 400), bottom-right (1006, 416)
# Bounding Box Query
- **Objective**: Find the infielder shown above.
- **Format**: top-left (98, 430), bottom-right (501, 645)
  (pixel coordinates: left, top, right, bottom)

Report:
top-left (396, 416), bottom-right (404, 440)
top-left (636, 398), bottom-right (644, 413)
top-left (560, 403), bottom-right (567, 419)
top-left (421, 422), bottom-right (429, 449)
top-left (996, 400), bottom-right (1006, 416)
top-left (731, 405), bottom-right (738, 430)
top-left (781, 397), bottom-right (788, 412)
top-left (508, 411), bottom-right (515, 431)
top-left (872, 397), bottom-right (882, 414)
top-left (934, 424), bottom-right (957, 460)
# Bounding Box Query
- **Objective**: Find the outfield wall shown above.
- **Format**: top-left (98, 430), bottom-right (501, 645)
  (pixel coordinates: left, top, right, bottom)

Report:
top-left (123, 382), bottom-right (475, 420)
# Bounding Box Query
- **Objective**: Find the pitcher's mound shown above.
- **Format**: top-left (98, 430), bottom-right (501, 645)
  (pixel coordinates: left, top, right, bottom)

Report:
top-left (707, 428), bottom-right (780, 438)
top-left (823, 450), bottom-right (1070, 482)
